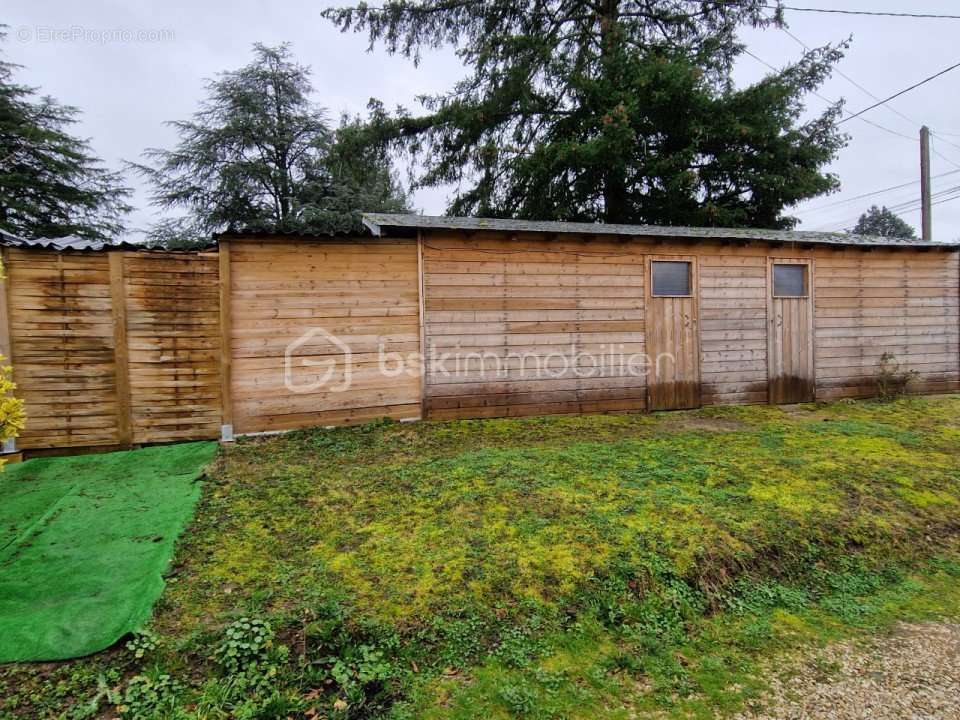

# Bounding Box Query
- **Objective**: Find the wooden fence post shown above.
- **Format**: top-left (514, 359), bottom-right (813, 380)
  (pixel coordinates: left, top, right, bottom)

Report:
top-left (218, 241), bottom-right (234, 441)
top-left (109, 251), bottom-right (133, 446)
top-left (0, 248), bottom-right (17, 456)
top-left (0, 249), bottom-right (12, 373)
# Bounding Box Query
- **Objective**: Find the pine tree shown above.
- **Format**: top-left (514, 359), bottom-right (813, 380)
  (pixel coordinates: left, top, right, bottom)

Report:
top-left (297, 110), bottom-right (410, 235)
top-left (324, 1), bottom-right (848, 228)
top-left (134, 44), bottom-right (409, 247)
top-left (852, 205), bottom-right (916, 238)
top-left (0, 28), bottom-right (130, 241)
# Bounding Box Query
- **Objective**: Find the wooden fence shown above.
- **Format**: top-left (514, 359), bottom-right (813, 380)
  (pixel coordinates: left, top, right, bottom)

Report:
top-left (0, 247), bottom-right (222, 451)
top-left (221, 238), bottom-right (422, 435)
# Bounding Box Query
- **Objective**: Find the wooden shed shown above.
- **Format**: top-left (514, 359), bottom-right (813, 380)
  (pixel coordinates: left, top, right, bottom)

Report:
top-left (3, 215), bottom-right (959, 454)
top-left (358, 214), bottom-right (960, 419)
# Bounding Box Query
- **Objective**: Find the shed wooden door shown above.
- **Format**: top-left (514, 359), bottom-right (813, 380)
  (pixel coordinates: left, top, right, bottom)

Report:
top-left (767, 258), bottom-right (815, 404)
top-left (645, 256), bottom-right (701, 410)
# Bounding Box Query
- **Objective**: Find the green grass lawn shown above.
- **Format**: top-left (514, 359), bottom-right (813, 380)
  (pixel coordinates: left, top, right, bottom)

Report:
top-left (3, 398), bottom-right (960, 719)
top-left (0, 443), bottom-right (217, 663)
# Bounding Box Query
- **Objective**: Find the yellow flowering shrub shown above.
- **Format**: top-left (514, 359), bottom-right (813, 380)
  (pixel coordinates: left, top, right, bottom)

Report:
top-left (0, 258), bottom-right (25, 457)
top-left (0, 357), bottom-right (24, 447)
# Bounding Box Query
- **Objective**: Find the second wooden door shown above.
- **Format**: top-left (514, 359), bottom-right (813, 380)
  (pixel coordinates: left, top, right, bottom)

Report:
top-left (767, 258), bottom-right (815, 404)
top-left (645, 256), bottom-right (701, 410)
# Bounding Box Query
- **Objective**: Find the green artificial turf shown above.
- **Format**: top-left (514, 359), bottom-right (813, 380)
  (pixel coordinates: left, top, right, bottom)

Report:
top-left (0, 442), bottom-right (217, 662)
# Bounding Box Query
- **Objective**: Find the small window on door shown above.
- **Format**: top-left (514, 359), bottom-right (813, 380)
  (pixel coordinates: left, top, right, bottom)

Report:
top-left (651, 261), bottom-right (692, 297)
top-left (773, 264), bottom-right (807, 297)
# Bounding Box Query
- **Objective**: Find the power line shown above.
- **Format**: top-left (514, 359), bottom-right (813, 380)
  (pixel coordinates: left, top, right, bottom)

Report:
top-left (889, 183), bottom-right (960, 210)
top-left (838, 60), bottom-right (960, 124)
top-left (813, 184), bottom-right (960, 229)
top-left (771, 5), bottom-right (960, 20)
top-left (795, 169), bottom-right (960, 214)
top-left (775, 26), bottom-right (960, 168)
top-left (693, 1), bottom-right (960, 20)
top-left (933, 132), bottom-right (960, 155)
top-left (932, 146), bottom-right (960, 171)
top-left (778, 26), bottom-right (922, 130)
top-left (812, 183), bottom-right (960, 231)
top-left (883, 189), bottom-right (960, 220)
top-left (742, 49), bottom-right (917, 141)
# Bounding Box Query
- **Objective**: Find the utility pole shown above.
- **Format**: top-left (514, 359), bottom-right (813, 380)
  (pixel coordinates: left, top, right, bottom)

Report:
top-left (921, 125), bottom-right (932, 241)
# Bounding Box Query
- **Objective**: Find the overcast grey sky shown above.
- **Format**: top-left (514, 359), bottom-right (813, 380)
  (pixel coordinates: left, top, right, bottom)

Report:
top-left (6, 1), bottom-right (960, 240)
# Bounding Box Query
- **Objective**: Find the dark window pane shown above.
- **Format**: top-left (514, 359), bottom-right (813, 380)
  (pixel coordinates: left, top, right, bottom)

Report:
top-left (652, 261), bottom-right (691, 296)
top-left (773, 264), bottom-right (807, 297)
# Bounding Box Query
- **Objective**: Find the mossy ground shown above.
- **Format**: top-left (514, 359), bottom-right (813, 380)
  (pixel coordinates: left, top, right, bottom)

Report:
top-left (3, 396), bottom-right (960, 719)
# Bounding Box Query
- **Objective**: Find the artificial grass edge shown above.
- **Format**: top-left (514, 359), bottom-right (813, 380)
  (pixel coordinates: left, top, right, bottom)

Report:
top-left (0, 442), bottom-right (217, 662)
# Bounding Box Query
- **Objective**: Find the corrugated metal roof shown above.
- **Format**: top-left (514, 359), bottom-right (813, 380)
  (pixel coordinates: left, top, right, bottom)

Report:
top-left (215, 227), bottom-right (371, 239)
top-left (363, 213), bottom-right (959, 249)
top-left (0, 230), bottom-right (26, 246)
top-left (0, 232), bottom-right (142, 252)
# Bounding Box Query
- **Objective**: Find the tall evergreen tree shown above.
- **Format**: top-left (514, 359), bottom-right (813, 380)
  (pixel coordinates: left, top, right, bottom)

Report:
top-left (324, 1), bottom-right (848, 228)
top-left (134, 43), bottom-right (408, 247)
top-left (0, 28), bottom-right (130, 241)
top-left (298, 110), bottom-right (410, 235)
top-left (852, 205), bottom-right (916, 238)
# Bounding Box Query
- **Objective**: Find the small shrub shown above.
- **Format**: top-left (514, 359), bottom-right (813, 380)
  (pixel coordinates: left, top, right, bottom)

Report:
top-left (876, 353), bottom-right (918, 401)
top-left (213, 617), bottom-right (274, 675)
top-left (724, 579), bottom-right (809, 615)
top-left (494, 618), bottom-right (546, 669)
top-left (125, 629), bottom-right (160, 661)
top-left (0, 353), bottom-right (25, 461)
top-left (498, 682), bottom-right (538, 716)
top-left (427, 612), bottom-right (486, 668)
top-left (532, 668), bottom-right (565, 693)
top-left (118, 673), bottom-right (183, 719)
top-left (329, 644), bottom-right (397, 704)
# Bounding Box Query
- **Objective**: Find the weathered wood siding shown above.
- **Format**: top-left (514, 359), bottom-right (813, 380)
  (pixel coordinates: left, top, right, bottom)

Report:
top-left (5, 248), bottom-right (121, 448)
top-left (422, 234), bottom-right (648, 419)
top-left (226, 238), bottom-right (422, 433)
top-left (4, 248), bottom-right (223, 450)
top-left (420, 233), bottom-right (959, 419)
top-left (814, 249), bottom-right (960, 399)
top-left (3, 235), bottom-right (958, 450)
top-left (123, 253), bottom-right (222, 443)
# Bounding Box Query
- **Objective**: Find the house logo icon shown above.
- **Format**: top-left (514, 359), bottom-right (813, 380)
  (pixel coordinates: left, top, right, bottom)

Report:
top-left (283, 327), bottom-right (353, 394)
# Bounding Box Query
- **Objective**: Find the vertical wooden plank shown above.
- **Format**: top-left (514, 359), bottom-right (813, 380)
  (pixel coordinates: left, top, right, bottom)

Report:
top-left (218, 240), bottom-right (233, 438)
top-left (645, 256), bottom-right (657, 410)
top-left (807, 258), bottom-right (817, 400)
top-left (766, 258), bottom-right (776, 403)
top-left (0, 248), bottom-right (12, 367)
top-left (109, 251), bottom-right (133, 446)
top-left (689, 256), bottom-right (701, 409)
top-left (0, 248), bottom-right (15, 453)
top-left (417, 230), bottom-right (427, 419)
